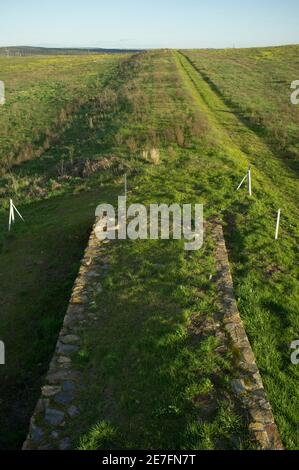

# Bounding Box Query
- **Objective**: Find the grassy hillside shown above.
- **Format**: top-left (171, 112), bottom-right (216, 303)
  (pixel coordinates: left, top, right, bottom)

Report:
top-left (183, 46), bottom-right (299, 172)
top-left (0, 47), bottom-right (298, 450)
top-left (68, 50), bottom-right (299, 450)
top-left (61, 52), bottom-right (254, 451)
top-left (0, 46), bottom-right (142, 56)
top-left (0, 54), bottom-right (124, 171)
top-left (0, 53), bottom-right (127, 448)
top-left (175, 49), bottom-right (299, 449)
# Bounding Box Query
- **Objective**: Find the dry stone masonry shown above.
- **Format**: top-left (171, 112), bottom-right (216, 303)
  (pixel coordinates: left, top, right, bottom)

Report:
top-left (23, 219), bottom-right (283, 450)
top-left (211, 222), bottom-right (283, 450)
top-left (23, 217), bottom-right (108, 450)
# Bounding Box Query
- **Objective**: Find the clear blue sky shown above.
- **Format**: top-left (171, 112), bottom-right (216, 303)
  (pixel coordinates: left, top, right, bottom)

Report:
top-left (0, 0), bottom-right (298, 49)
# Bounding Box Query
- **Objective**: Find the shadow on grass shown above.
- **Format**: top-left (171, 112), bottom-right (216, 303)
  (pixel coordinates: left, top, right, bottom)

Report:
top-left (71, 237), bottom-right (251, 450)
top-left (0, 187), bottom-right (117, 449)
top-left (179, 52), bottom-right (299, 177)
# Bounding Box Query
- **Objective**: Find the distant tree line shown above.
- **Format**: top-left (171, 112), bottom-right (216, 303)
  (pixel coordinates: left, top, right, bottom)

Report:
top-left (0, 46), bottom-right (144, 56)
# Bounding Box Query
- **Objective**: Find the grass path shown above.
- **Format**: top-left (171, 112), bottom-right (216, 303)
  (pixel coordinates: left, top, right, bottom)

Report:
top-left (0, 50), bottom-right (298, 450)
top-left (48, 50), bottom-right (298, 449)
top-left (0, 55), bottom-right (126, 449)
top-left (182, 46), bottom-right (299, 172)
top-left (70, 224), bottom-right (253, 450)
top-left (41, 52), bottom-right (258, 450)
top-left (176, 52), bottom-right (299, 212)
top-left (174, 50), bottom-right (299, 449)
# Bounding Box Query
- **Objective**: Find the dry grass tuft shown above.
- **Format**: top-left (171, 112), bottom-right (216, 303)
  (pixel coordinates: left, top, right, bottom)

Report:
top-left (150, 148), bottom-right (160, 165)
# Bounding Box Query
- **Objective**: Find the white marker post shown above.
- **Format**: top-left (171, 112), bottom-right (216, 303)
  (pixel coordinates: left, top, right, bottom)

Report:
top-left (0, 340), bottom-right (5, 365)
top-left (124, 174), bottom-right (127, 199)
top-left (237, 173), bottom-right (248, 191)
top-left (0, 80), bottom-right (5, 106)
top-left (275, 209), bottom-right (281, 240)
top-left (8, 199), bottom-right (24, 231)
top-left (248, 166), bottom-right (252, 196)
top-left (0, 341), bottom-right (5, 366)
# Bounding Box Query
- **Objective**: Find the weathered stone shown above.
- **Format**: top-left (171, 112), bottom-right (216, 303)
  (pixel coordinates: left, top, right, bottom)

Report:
top-left (57, 362), bottom-right (72, 371)
top-left (48, 357), bottom-right (57, 373)
top-left (31, 424), bottom-right (44, 443)
top-left (73, 280), bottom-right (86, 290)
top-left (225, 323), bottom-right (248, 346)
top-left (45, 408), bottom-right (65, 426)
top-left (59, 437), bottom-right (71, 450)
top-left (257, 398), bottom-right (272, 411)
top-left (249, 423), bottom-right (265, 432)
top-left (240, 347), bottom-right (256, 364)
top-left (250, 388), bottom-right (266, 400)
top-left (51, 430), bottom-right (61, 439)
top-left (265, 423), bottom-right (284, 450)
top-left (72, 286), bottom-right (84, 295)
top-left (239, 361), bottom-right (259, 374)
top-left (215, 345), bottom-right (227, 354)
top-left (42, 386), bottom-right (61, 397)
top-left (57, 342), bottom-right (79, 355)
top-left (249, 408), bottom-right (273, 424)
top-left (211, 223), bottom-right (283, 450)
top-left (64, 315), bottom-right (85, 328)
top-left (22, 441), bottom-right (31, 450)
top-left (60, 327), bottom-right (71, 336)
top-left (48, 370), bottom-right (82, 384)
top-left (253, 430), bottom-right (270, 449)
top-left (68, 405), bottom-right (79, 417)
top-left (232, 377), bottom-right (261, 394)
top-left (54, 391), bottom-right (75, 405)
top-left (252, 372), bottom-right (264, 389)
top-left (62, 381), bottom-right (76, 392)
top-left (231, 379), bottom-right (247, 395)
top-left (86, 270), bottom-right (101, 278)
top-left (66, 305), bottom-right (85, 317)
top-left (57, 356), bottom-right (71, 364)
top-left (71, 294), bottom-right (89, 304)
top-left (223, 312), bottom-right (240, 325)
top-left (35, 398), bottom-right (45, 414)
top-left (60, 335), bottom-right (80, 345)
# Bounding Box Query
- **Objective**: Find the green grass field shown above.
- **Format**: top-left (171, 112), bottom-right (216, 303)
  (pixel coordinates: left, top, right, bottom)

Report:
top-left (183, 46), bottom-right (299, 170)
top-left (0, 54), bottom-right (123, 171)
top-left (0, 47), bottom-right (298, 449)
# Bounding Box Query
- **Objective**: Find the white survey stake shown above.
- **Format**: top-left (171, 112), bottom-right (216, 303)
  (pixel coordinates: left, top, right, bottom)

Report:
top-left (8, 199), bottom-right (24, 231)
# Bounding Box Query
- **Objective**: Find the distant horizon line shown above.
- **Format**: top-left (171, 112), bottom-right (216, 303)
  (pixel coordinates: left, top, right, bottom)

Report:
top-left (0, 43), bottom-right (298, 51)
